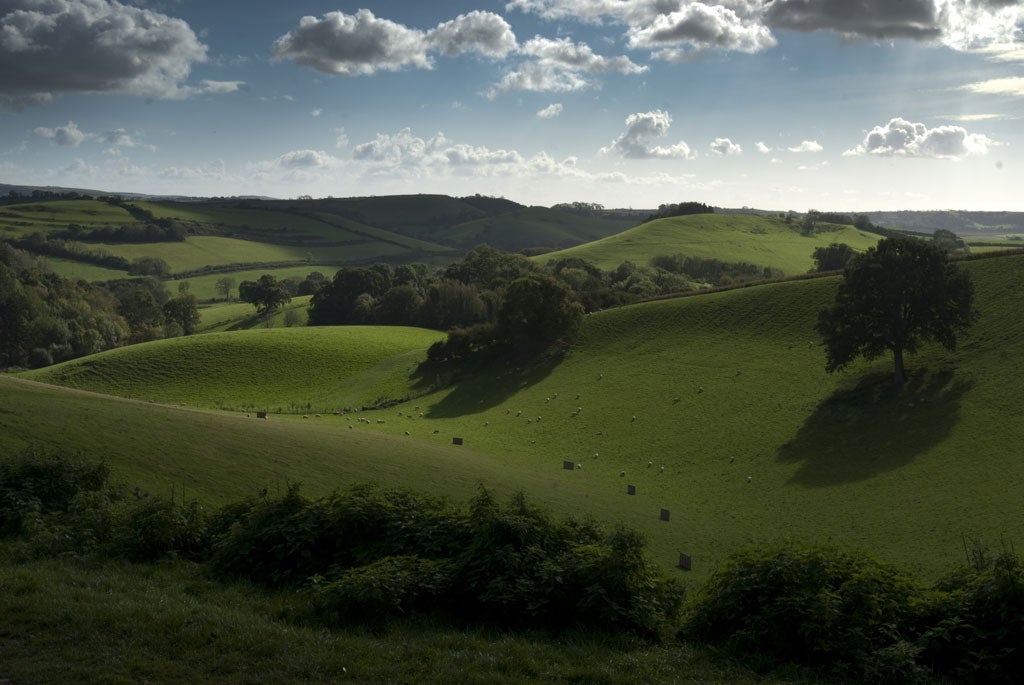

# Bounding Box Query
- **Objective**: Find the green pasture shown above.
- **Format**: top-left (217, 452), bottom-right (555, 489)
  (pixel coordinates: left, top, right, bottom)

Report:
top-left (447, 206), bottom-right (638, 250)
top-left (180, 266), bottom-right (340, 301)
top-left (0, 199), bottom-right (135, 237)
top-left (95, 236), bottom-right (408, 274)
top-left (539, 214), bottom-right (880, 275)
top-left (197, 296), bottom-right (311, 332)
top-left (44, 256), bottom-right (131, 281)
top-left (23, 325), bottom-right (444, 412)
top-left (311, 212), bottom-right (460, 253)
top-left (8, 253), bottom-right (1024, 582)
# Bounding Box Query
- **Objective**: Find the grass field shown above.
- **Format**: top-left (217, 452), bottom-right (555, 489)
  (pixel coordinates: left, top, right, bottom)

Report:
top-left (8, 253), bottom-right (1023, 583)
top-left (0, 199), bottom-right (135, 238)
top-left (197, 296), bottom-right (312, 332)
top-left (538, 214), bottom-right (880, 275)
top-left (446, 206), bottom-right (640, 251)
top-left (43, 256), bottom-right (131, 281)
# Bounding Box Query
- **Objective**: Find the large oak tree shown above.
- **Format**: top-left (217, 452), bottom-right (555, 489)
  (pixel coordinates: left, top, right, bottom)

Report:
top-left (816, 236), bottom-right (975, 386)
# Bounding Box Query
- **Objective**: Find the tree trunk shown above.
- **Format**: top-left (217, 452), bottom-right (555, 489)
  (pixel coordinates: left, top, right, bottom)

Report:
top-left (892, 347), bottom-right (905, 386)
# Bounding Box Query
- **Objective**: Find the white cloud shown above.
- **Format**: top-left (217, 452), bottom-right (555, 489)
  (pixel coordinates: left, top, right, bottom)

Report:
top-left (844, 117), bottom-right (996, 158)
top-left (537, 103), bottom-right (563, 118)
top-left (0, 0), bottom-right (207, 106)
top-left (756, 141), bottom-right (774, 154)
top-left (34, 121), bottom-right (88, 147)
top-left (960, 76), bottom-right (1024, 97)
top-left (600, 110), bottom-right (696, 159)
top-left (486, 36), bottom-right (645, 97)
top-left (351, 128), bottom-right (522, 172)
top-left (271, 9), bottom-right (432, 76)
top-left (275, 149), bottom-right (339, 170)
top-left (788, 140), bottom-right (824, 153)
top-left (311, 108), bottom-right (323, 117)
top-left (941, 113), bottom-right (1008, 122)
top-left (426, 11), bottom-right (517, 59)
top-left (160, 160), bottom-right (226, 181)
top-left (627, 3), bottom-right (776, 59)
top-left (510, 0), bottom-right (1024, 54)
top-left (709, 137), bottom-right (742, 156)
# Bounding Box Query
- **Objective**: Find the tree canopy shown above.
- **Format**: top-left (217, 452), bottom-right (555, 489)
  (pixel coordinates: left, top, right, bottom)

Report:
top-left (816, 236), bottom-right (976, 386)
top-left (239, 274), bottom-right (292, 316)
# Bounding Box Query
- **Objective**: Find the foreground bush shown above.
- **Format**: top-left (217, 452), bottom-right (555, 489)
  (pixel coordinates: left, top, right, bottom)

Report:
top-left (681, 545), bottom-right (931, 680)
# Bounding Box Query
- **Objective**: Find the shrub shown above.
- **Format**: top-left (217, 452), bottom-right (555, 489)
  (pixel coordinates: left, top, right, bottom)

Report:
top-left (922, 549), bottom-right (1024, 683)
top-left (0, 448), bottom-right (109, 537)
top-left (681, 544), bottom-right (928, 679)
top-left (308, 555), bottom-right (455, 625)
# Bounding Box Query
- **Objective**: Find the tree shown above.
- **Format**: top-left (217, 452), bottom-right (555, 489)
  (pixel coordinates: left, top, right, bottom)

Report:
top-left (239, 275), bottom-right (292, 317)
top-left (162, 293), bottom-right (200, 335)
top-left (812, 243), bottom-right (857, 272)
top-left (497, 274), bottom-right (584, 353)
top-left (816, 237), bottom-right (975, 386)
top-left (215, 276), bottom-right (236, 301)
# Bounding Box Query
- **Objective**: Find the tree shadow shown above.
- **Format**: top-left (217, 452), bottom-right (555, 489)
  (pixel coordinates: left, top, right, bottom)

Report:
top-left (777, 369), bottom-right (971, 487)
top-left (410, 349), bottom-right (565, 419)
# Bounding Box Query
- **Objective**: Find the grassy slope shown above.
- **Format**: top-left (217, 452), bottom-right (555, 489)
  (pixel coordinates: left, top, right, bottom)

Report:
top-left (538, 214), bottom-right (880, 275)
top-left (6, 254), bottom-right (1022, 583)
top-left (446, 207), bottom-right (639, 251)
top-left (44, 256), bottom-right (131, 281)
top-left (197, 296), bottom-right (311, 333)
top-left (23, 326), bottom-right (444, 412)
top-left (0, 199), bottom-right (135, 238)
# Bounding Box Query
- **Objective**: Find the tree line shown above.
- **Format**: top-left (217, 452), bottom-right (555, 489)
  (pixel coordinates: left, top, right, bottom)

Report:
top-left (0, 244), bottom-right (198, 369)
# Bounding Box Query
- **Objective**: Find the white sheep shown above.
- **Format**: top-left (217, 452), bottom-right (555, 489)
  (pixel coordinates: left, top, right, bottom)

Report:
top-left (619, 470), bottom-right (625, 477)
top-left (631, 415), bottom-right (636, 422)
top-left (484, 421), bottom-right (489, 426)
top-left (516, 410), bottom-right (522, 417)
top-left (659, 466), bottom-right (665, 473)
top-left (747, 475), bottom-right (752, 482)
top-left (594, 452), bottom-right (599, 459)
top-left (647, 461), bottom-right (653, 468)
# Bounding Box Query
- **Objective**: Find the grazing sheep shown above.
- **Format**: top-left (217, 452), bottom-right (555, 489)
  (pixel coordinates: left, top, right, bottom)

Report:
top-left (598, 373), bottom-right (603, 379)
top-left (505, 409), bottom-right (511, 415)
top-left (376, 419), bottom-right (385, 424)
top-left (697, 386), bottom-right (704, 394)
top-left (659, 466), bottom-right (665, 473)
top-left (594, 452), bottom-right (599, 459)
top-left (553, 392), bottom-right (558, 398)
top-left (516, 410), bottom-right (522, 417)
top-left (619, 470), bottom-right (625, 477)
top-left (575, 463), bottom-right (582, 470)
top-left (747, 476), bottom-right (752, 482)
top-left (631, 415), bottom-right (636, 422)
top-left (433, 429), bottom-right (440, 434)
top-left (526, 419), bottom-right (532, 424)
top-left (404, 431), bottom-right (410, 436)
top-left (575, 393), bottom-right (580, 400)
top-left (348, 425), bottom-right (353, 430)
top-left (647, 461), bottom-right (653, 468)
top-left (303, 415), bottom-right (309, 419)
top-left (315, 414), bottom-right (321, 418)
top-left (484, 421), bottom-right (490, 426)
top-left (536, 416), bottom-right (542, 422)
top-left (570, 411), bottom-right (578, 418)
top-left (730, 456), bottom-right (735, 463)
top-left (672, 397), bottom-right (680, 404)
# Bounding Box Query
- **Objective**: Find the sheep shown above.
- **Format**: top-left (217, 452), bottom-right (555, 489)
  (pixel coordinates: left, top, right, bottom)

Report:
top-left (432, 429), bottom-right (440, 434)
top-left (570, 411), bottom-right (579, 418)
top-left (526, 419), bottom-right (532, 424)
top-left (404, 431), bottom-right (410, 436)
top-left (730, 456), bottom-right (735, 464)
top-left (598, 373), bottom-right (603, 379)
top-left (619, 470), bottom-right (625, 477)
top-left (575, 393), bottom-right (581, 400)
top-left (659, 466), bottom-right (665, 473)
top-left (303, 415), bottom-right (309, 419)
top-left (697, 386), bottom-right (704, 394)
top-left (595, 431), bottom-right (603, 436)
top-left (348, 425), bottom-right (353, 430)
top-left (484, 421), bottom-right (490, 426)
top-left (536, 416), bottom-right (542, 422)
top-left (594, 452), bottom-right (599, 459)
top-left (747, 476), bottom-right (752, 483)
top-left (553, 393), bottom-right (558, 398)
top-left (315, 414), bottom-right (321, 418)
top-left (647, 461), bottom-right (653, 468)
top-left (516, 410), bottom-right (522, 417)
top-left (376, 419), bottom-right (385, 424)
top-left (631, 415), bottom-right (636, 422)
top-left (505, 409), bottom-right (511, 415)
top-left (575, 463), bottom-right (582, 470)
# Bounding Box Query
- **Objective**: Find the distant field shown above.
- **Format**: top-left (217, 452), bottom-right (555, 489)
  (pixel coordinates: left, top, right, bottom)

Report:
top-left (446, 207), bottom-right (639, 251)
top-left (539, 214), bottom-right (880, 275)
top-left (0, 199), bottom-right (134, 238)
top-left (44, 256), bottom-right (130, 281)
top-left (94, 236), bottom-right (408, 274)
top-left (11, 253), bottom-right (1023, 581)
top-left (180, 266), bottom-right (339, 301)
top-left (197, 296), bottom-right (311, 332)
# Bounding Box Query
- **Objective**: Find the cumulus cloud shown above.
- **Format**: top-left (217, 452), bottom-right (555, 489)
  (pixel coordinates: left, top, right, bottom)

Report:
top-left (510, 0), bottom-right (1024, 53)
top-left (101, 129), bottom-right (140, 151)
top-left (310, 108), bottom-right (323, 117)
top-left (788, 140), bottom-right (823, 153)
top-left (755, 141), bottom-right (774, 154)
top-left (844, 117), bottom-right (996, 158)
top-left (709, 137), bottom-right (742, 156)
top-left (0, 0), bottom-right (208, 106)
top-left (34, 121), bottom-right (89, 147)
top-left (426, 11), bottom-right (517, 59)
top-left (160, 160), bottom-right (226, 181)
top-left (275, 149), bottom-right (339, 169)
top-left (272, 9), bottom-right (432, 75)
top-left (537, 103), bottom-right (563, 118)
top-left (600, 110), bottom-right (696, 159)
top-left (487, 36), bottom-right (645, 97)
top-left (960, 76), bottom-right (1024, 97)
top-left (272, 9), bottom-right (519, 76)
top-left (627, 3), bottom-right (776, 59)
top-left (352, 128), bottom-right (522, 171)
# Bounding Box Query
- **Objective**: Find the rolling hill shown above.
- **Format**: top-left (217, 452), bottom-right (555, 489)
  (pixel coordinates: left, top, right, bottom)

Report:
top-left (7, 252), bottom-right (1022, 582)
top-left (536, 213), bottom-right (881, 275)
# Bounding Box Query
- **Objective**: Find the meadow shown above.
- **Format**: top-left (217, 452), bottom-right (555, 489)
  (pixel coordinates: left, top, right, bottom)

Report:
top-left (11, 252), bottom-right (1023, 583)
top-left (539, 213), bottom-right (880, 275)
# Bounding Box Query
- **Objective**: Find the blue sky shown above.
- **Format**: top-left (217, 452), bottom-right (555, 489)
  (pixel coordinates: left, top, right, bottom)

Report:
top-left (2, 1), bottom-right (1023, 210)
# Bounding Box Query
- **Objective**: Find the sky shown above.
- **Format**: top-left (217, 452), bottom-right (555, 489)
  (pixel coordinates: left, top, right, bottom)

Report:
top-left (1, 1), bottom-right (1023, 211)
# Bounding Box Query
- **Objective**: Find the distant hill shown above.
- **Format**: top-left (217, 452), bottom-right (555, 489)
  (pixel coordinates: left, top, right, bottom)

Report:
top-left (866, 210), bottom-right (1024, 237)
top-left (536, 213), bottom-right (880, 275)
